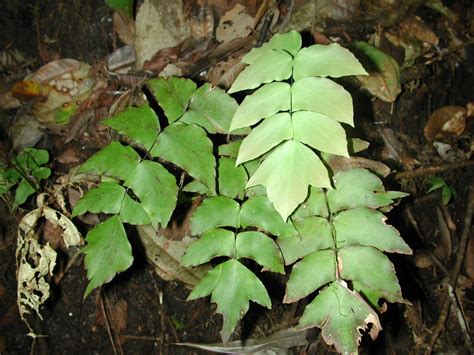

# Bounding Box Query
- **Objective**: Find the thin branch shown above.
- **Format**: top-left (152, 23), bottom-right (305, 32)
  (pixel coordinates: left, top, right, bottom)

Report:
top-left (100, 289), bottom-right (119, 355)
top-left (395, 160), bottom-right (474, 180)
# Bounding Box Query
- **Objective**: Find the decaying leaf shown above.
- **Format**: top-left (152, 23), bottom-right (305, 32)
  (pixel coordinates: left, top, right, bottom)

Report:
top-left (216, 4), bottom-right (254, 44)
top-left (137, 225), bottom-right (209, 287)
top-left (349, 42), bottom-right (401, 102)
top-left (178, 327), bottom-right (309, 353)
top-left (16, 198), bottom-right (83, 332)
top-left (12, 59), bottom-right (95, 129)
top-left (134, 0), bottom-right (189, 67)
top-left (424, 105), bottom-right (469, 141)
top-left (324, 155), bottom-right (391, 177)
top-left (398, 15), bottom-right (439, 46)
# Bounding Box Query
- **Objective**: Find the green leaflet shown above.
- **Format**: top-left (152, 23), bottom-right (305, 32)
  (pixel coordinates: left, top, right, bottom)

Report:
top-left (123, 160), bottom-right (177, 229)
top-left (180, 83), bottom-right (239, 134)
top-left (79, 142), bottom-right (141, 181)
top-left (291, 187), bottom-right (328, 219)
top-left (298, 281), bottom-right (381, 354)
top-left (190, 196), bottom-right (240, 235)
top-left (105, 0), bottom-right (133, 18)
top-left (284, 249), bottom-right (336, 302)
top-left (327, 168), bottom-right (409, 213)
top-left (151, 123), bottom-right (216, 193)
top-left (14, 180), bottom-right (35, 207)
top-left (187, 259), bottom-right (271, 343)
top-left (292, 111), bottom-right (349, 157)
top-left (338, 246), bottom-right (404, 303)
top-left (292, 78), bottom-right (354, 126)
top-left (235, 232), bottom-right (284, 274)
top-left (218, 157), bottom-right (248, 199)
top-left (228, 49), bottom-right (293, 93)
top-left (148, 76), bottom-right (197, 123)
top-left (242, 31), bottom-right (302, 64)
top-left (83, 215), bottom-right (133, 297)
top-left (293, 43), bottom-right (368, 80)
top-left (72, 182), bottom-right (125, 216)
top-left (218, 141), bottom-right (242, 159)
top-left (236, 113), bottom-right (293, 165)
top-left (240, 196), bottom-right (298, 238)
top-left (230, 83), bottom-right (291, 131)
top-left (102, 104), bottom-right (160, 151)
top-left (277, 216), bottom-right (333, 265)
top-left (333, 207), bottom-right (412, 253)
top-left (247, 140), bottom-right (331, 221)
top-left (182, 228), bottom-right (236, 266)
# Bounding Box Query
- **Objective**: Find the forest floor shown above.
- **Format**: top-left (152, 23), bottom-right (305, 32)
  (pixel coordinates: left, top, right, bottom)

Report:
top-left (0, 0), bottom-right (473, 354)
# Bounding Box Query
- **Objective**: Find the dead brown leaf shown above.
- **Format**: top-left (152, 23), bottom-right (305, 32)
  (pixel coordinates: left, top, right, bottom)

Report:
top-left (113, 12), bottom-right (135, 45)
top-left (142, 44), bottom-right (182, 73)
top-left (57, 147), bottom-right (81, 165)
top-left (216, 4), bottom-right (254, 44)
top-left (424, 106), bottom-right (467, 142)
top-left (398, 15), bottom-right (439, 46)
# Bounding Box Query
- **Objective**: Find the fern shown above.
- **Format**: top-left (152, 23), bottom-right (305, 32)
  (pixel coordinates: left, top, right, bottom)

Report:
top-left (183, 31), bottom-right (412, 352)
top-left (70, 31), bottom-right (412, 353)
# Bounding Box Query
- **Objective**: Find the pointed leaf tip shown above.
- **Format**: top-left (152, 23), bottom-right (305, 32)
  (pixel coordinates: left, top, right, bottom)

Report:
top-left (247, 140), bottom-right (331, 221)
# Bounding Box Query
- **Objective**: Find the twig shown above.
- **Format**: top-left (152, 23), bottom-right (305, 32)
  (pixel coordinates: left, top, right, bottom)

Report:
top-left (103, 291), bottom-right (125, 355)
top-left (395, 160), bottom-right (474, 180)
top-left (99, 289), bottom-right (119, 355)
top-left (121, 335), bottom-right (163, 341)
top-left (425, 186), bottom-right (474, 354)
top-left (404, 205), bottom-right (427, 244)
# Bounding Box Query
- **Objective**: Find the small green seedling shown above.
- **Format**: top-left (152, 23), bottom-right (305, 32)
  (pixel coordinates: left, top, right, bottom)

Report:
top-left (0, 148), bottom-right (51, 208)
top-left (427, 176), bottom-right (456, 205)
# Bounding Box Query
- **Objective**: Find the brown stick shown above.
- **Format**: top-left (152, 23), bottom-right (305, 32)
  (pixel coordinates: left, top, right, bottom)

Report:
top-left (395, 160), bottom-right (474, 180)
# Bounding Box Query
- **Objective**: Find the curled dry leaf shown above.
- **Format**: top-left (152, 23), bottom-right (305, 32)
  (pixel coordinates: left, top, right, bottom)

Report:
top-left (325, 155), bottom-right (391, 177)
top-left (398, 15), bottom-right (439, 46)
top-left (424, 106), bottom-right (467, 142)
top-left (17, 208), bottom-right (56, 324)
top-left (12, 59), bottom-right (95, 129)
top-left (349, 42), bottom-right (401, 103)
top-left (16, 200), bottom-right (83, 331)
